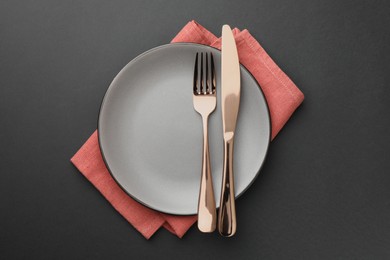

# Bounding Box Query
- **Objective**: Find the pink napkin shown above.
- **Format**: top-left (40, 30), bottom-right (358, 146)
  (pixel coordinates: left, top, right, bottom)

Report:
top-left (71, 20), bottom-right (304, 239)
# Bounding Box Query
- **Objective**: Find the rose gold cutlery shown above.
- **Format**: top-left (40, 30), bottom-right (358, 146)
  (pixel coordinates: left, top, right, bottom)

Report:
top-left (192, 25), bottom-right (240, 236)
top-left (218, 24), bottom-right (241, 237)
top-left (193, 52), bottom-right (217, 233)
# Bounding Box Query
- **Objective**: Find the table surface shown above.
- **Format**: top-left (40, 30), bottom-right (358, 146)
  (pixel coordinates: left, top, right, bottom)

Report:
top-left (1, 0), bottom-right (390, 259)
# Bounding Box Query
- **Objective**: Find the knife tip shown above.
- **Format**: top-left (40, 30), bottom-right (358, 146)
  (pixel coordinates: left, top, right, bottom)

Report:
top-left (222, 24), bottom-right (232, 31)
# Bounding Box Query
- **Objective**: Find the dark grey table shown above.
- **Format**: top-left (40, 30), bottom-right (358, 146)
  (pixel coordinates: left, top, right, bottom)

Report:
top-left (1, 0), bottom-right (389, 259)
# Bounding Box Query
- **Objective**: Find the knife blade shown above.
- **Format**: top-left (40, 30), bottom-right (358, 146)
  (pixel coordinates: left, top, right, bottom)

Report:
top-left (218, 24), bottom-right (240, 237)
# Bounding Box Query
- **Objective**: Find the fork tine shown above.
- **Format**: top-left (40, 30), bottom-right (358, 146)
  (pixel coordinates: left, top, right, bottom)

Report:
top-left (193, 53), bottom-right (199, 94)
top-left (200, 53), bottom-right (204, 94)
top-left (206, 53), bottom-right (210, 94)
top-left (194, 52), bottom-right (216, 95)
top-left (210, 52), bottom-right (216, 94)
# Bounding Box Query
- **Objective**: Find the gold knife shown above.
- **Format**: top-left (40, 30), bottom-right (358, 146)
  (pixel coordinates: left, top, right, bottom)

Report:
top-left (218, 24), bottom-right (240, 237)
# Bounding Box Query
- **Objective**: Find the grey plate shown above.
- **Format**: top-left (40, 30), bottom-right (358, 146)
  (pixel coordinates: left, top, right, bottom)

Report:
top-left (98, 43), bottom-right (271, 215)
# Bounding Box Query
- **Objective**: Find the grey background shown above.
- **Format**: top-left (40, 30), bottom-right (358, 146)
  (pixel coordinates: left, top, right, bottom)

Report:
top-left (1, 0), bottom-right (389, 259)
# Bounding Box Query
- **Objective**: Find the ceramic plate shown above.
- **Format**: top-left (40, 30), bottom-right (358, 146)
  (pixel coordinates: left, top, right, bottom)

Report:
top-left (98, 43), bottom-right (271, 215)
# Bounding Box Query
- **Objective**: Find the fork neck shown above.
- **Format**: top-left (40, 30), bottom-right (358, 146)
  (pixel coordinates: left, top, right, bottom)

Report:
top-left (201, 115), bottom-right (210, 139)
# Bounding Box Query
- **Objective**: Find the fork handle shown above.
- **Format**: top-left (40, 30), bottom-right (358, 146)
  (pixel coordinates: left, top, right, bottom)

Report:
top-left (197, 116), bottom-right (217, 233)
top-left (218, 137), bottom-right (237, 237)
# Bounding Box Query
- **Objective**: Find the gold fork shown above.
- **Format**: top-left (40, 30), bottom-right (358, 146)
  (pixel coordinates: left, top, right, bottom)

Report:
top-left (193, 52), bottom-right (217, 233)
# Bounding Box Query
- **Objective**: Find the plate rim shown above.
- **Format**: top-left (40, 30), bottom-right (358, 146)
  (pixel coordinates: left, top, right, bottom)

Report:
top-left (97, 43), bottom-right (272, 215)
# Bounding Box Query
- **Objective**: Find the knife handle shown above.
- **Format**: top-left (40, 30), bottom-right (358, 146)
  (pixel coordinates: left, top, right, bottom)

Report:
top-left (218, 137), bottom-right (237, 237)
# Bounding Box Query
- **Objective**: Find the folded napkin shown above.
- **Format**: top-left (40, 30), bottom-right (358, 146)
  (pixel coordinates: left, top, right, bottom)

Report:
top-left (71, 20), bottom-right (304, 239)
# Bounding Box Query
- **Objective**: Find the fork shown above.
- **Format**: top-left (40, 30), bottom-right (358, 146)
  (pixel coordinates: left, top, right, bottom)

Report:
top-left (193, 52), bottom-right (217, 233)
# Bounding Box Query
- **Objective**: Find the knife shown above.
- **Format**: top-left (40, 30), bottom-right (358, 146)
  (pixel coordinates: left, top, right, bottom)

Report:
top-left (218, 24), bottom-right (240, 237)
